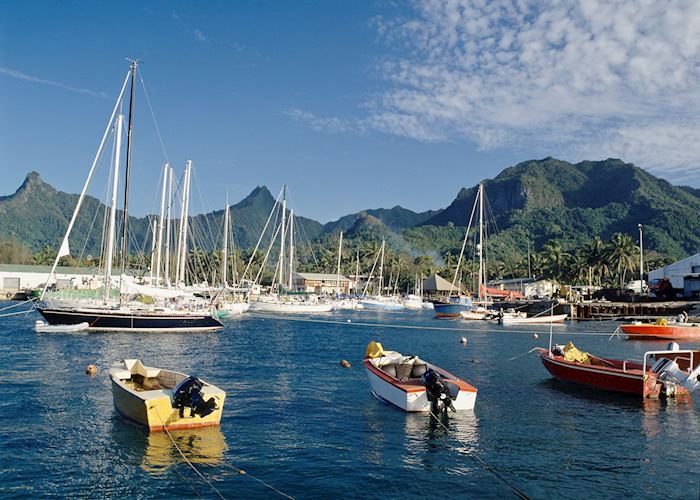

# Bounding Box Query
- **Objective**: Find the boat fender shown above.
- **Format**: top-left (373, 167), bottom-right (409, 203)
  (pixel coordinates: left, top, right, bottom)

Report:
top-left (173, 376), bottom-right (218, 418)
top-left (421, 368), bottom-right (457, 413)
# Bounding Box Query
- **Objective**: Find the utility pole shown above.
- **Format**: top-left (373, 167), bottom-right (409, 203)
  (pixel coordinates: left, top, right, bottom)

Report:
top-left (638, 224), bottom-right (644, 295)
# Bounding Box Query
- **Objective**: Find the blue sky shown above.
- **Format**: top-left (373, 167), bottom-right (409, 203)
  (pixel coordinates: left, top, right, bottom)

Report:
top-left (2, 1), bottom-right (699, 222)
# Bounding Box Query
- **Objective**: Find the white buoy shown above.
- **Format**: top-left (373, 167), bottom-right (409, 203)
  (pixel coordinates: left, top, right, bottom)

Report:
top-left (533, 333), bottom-right (539, 339)
top-left (460, 337), bottom-right (467, 344)
top-left (347, 319), bottom-right (352, 323)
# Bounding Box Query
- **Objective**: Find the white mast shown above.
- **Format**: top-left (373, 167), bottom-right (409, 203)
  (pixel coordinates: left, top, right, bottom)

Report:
top-left (175, 168), bottom-right (186, 284)
top-left (155, 162), bottom-right (168, 284)
top-left (164, 165), bottom-right (173, 286)
top-left (336, 231), bottom-right (343, 296)
top-left (149, 218), bottom-right (157, 281)
top-left (222, 198), bottom-right (229, 287)
top-left (279, 186), bottom-right (286, 291)
top-left (288, 209), bottom-right (294, 289)
top-left (355, 249), bottom-right (360, 295)
top-left (378, 240), bottom-right (385, 297)
top-left (478, 183), bottom-right (485, 300)
top-left (40, 69), bottom-right (131, 301)
top-left (103, 113), bottom-right (124, 303)
top-left (178, 161), bottom-right (192, 285)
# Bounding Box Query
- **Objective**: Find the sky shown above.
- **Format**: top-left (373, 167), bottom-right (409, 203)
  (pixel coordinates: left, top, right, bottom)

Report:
top-left (1, 0), bottom-right (700, 222)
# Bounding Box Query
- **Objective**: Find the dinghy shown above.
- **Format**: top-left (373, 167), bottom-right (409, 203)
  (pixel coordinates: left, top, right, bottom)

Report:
top-left (109, 359), bottom-right (225, 431)
top-left (538, 341), bottom-right (700, 398)
top-left (34, 320), bottom-right (89, 333)
top-left (500, 313), bottom-right (567, 325)
top-left (363, 341), bottom-right (477, 412)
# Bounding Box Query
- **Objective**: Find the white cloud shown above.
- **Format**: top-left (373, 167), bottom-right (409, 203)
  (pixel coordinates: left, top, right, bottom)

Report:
top-left (193, 29), bottom-right (208, 42)
top-left (285, 108), bottom-right (363, 135)
top-left (297, 0), bottom-right (700, 181)
top-left (0, 66), bottom-right (108, 98)
top-left (363, 0), bottom-right (700, 179)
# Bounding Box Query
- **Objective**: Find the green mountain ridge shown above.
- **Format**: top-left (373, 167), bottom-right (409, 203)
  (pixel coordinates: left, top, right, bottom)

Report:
top-left (2, 158), bottom-right (700, 262)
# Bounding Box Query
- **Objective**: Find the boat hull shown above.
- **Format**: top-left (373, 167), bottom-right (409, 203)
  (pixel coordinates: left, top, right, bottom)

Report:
top-left (358, 299), bottom-right (404, 311)
top-left (37, 307), bottom-right (223, 332)
top-left (538, 349), bottom-right (659, 397)
top-left (621, 323), bottom-right (700, 340)
top-left (500, 313), bottom-right (567, 325)
top-left (363, 360), bottom-right (477, 412)
top-left (248, 301), bottom-right (332, 313)
top-left (111, 378), bottom-right (225, 431)
top-left (433, 303), bottom-right (471, 318)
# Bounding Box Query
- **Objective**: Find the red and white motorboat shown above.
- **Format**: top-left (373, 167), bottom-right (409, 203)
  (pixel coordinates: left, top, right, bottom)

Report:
top-left (620, 322), bottom-right (700, 340)
top-left (363, 341), bottom-right (477, 412)
top-left (537, 341), bottom-right (700, 398)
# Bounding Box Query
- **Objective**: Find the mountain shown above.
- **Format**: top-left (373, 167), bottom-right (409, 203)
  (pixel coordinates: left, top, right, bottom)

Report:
top-left (322, 206), bottom-right (440, 234)
top-left (3, 158), bottom-right (700, 263)
top-left (418, 157), bottom-right (700, 259)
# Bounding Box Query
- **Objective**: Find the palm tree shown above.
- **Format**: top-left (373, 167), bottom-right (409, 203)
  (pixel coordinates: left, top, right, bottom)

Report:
top-left (605, 233), bottom-right (637, 290)
top-left (580, 236), bottom-right (609, 286)
top-left (541, 240), bottom-right (570, 281)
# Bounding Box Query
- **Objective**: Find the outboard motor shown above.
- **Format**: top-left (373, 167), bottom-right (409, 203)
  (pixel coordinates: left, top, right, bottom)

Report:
top-left (172, 376), bottom-right (218, 418)
top-left (421, 368), bottom-right (459, 413)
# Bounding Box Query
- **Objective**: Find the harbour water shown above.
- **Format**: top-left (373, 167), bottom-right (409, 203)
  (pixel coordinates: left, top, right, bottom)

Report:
top-left (1, 303), bottom-right (699, 498)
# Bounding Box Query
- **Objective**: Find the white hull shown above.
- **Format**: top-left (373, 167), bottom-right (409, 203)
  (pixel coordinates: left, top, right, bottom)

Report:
top-left (359, 297), bottom-right (404, 311)
top-left (219, 302), bottom-right (250, 315)
top-left (500, 313), bottom-right (568, 325)
top-left (34, 320), bottom-right (89, 333)
top-left (249, 300), bottom-right (332, 313)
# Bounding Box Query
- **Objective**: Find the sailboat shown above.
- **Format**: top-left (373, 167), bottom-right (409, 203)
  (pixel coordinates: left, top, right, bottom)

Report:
top-left (216, 199), bottom-right (250, 316)
top-left (358, 241), bottom-right (404, 311)
top-left (248, 186), bottom-right (332, 314)
top-left (36, 62), bottom-right (223, 332)
top-left (433, 184), bottom-right (493, 318)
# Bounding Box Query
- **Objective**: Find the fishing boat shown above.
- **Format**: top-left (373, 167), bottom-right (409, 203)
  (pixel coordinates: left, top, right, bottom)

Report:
top-left (109, 359), bottom-right (226, 431)
top-left (34, 320), bottom-right (89, 333)
top-left (363, 341), bottom-right (477, 412)
top-left (500, 313), bottom-right (567, 325)
top-left (620, 321), bottom-right (700, 340)
top-left (34, 62), bottom-right (222, 332)
top-left (459, 306), bottom-right (498, 321)
top-left (537, 341), bottom-right (700, 398)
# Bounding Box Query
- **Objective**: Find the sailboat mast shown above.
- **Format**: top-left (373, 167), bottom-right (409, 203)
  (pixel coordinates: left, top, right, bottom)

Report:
top-left (164, 165), bottom-right (173, 285)
top-left (103, 113), bottom-right (124, 303)
top-left (222, 199), bottom-right (229, 287)
top-left (155, 162), bottom-right (168, 284)
top-left (355, 249), bottom-right (359, 296)
top-left (119, 60), bottom-right (138, 300)
top-left (379, 240), bottom-right (385, 297)
top-left (177, 161), bottom-right (192, 284)
top-left (288, 209), bottom-right (294, 289)
top-left (478, 183), bottom-right (484, 300)
top-left (279, 186), bottom-right (286, 291)
top-left (336, 231), bottom-right (343, 295)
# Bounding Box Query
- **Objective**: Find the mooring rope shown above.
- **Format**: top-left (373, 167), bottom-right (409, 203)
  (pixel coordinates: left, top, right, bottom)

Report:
top-left (427, 409), bottom-right (530, 500)
top-left (151, 406), bottom-right (294, 499)
top-left (151, 407), bottom-right (226, 500)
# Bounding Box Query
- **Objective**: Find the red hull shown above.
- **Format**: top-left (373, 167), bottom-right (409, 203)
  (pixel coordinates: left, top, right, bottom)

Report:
top-left (537, 349), bottom-right (660, 397)
top-left (621, 324), bottom-right (700, 340)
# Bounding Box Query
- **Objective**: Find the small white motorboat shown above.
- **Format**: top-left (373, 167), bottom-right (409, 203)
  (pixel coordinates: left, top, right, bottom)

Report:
top-left (109, 359), bottom-right (226, 432)
top-left (402, 294), bottom-right (424, 310)
top-left (460, 306), bottom-right (497, 321)
top-left (34, 320), bottom-right (90, 333)
top-left (500, 313), bottom-right (568, 325)
top-left (363, 341), bottom-right (477, 412)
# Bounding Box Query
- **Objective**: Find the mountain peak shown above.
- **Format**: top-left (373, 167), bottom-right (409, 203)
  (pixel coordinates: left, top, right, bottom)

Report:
top-left (234, 185), bottom-right (275, 210)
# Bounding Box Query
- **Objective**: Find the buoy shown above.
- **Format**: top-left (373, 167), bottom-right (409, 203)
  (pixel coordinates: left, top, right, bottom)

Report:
top-left (85, 364), bottom-right (98, 375)
top-left (533, 333), bottom-right (539, 339)
top-left (460, 337), bottom-right (467, 344)
top-left (340, 359), bottom-right (351, 368)
top-left (239, 469), bottom-right (246, 475)
top-left (347, 319), bottom-right (352, 323)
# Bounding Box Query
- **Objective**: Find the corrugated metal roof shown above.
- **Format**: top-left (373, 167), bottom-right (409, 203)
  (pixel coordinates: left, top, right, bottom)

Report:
top-left (0, 263), bottom-right (115, 275)
top-left (295, 272), bottom-right (350, 281)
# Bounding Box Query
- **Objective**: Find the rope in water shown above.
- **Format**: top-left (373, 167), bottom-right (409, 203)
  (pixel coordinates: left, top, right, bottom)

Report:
top-left (151, 407), bottom-right (226, 500)
top-left (245, 312), bottom-right (664, 338)
top-left (151, 406), bottom-right (295, 499)
top-left (427, 409), bottom-right (531, 500)
top-left (218, 463), bottom-right (295, 500)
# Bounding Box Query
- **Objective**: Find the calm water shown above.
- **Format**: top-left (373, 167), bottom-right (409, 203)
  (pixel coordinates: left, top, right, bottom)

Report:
top-left (1, 302), bottom-right (699, 499)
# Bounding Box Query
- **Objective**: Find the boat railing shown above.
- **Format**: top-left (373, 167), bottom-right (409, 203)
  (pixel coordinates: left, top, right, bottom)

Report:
top-left (622, 359), bottom-right (643, 372)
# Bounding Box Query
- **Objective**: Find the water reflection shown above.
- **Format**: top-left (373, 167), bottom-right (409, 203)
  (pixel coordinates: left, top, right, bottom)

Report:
top-left (141, 426), bottom-right (228, 473)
